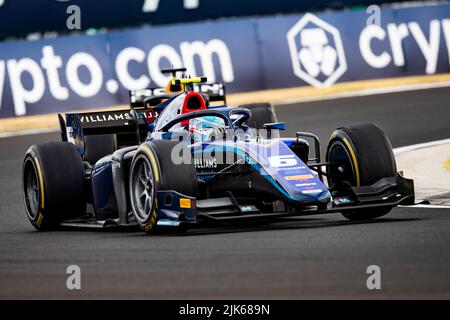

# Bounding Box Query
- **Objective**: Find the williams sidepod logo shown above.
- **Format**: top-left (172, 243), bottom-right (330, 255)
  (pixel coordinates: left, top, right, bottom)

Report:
top-left (287, 13), bottom-right (347, 87)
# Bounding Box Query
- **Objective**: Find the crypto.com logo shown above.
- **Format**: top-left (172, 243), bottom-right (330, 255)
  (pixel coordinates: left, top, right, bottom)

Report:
top-left (287, 13), bottom-right (347, 87)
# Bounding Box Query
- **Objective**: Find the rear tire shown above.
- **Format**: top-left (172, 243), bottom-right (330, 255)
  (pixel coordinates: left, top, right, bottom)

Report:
top-left (129, 140), bottom-right (197, 233)
top-left (22, 142), bottom-right (86, 230)
top-left (326, 123), bottom-right (397, 221)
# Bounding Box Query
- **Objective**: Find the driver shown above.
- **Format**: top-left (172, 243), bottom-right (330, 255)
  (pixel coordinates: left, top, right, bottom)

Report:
top-left (188, 116), bottom-right (227, 142)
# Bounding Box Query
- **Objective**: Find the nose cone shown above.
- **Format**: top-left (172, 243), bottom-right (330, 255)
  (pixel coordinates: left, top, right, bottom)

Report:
top-left (239, 139), bottom-right (332, 205)
top-left (295, 186), bottom-right (332, 204)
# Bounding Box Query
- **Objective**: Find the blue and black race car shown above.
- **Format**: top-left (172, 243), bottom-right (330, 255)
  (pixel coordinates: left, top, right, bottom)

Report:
top-left (22, 76), bottom-right (415, 233)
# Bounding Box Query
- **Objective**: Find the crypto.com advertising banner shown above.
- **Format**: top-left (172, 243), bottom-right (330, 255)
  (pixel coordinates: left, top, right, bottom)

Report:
top-left (1, 3), bottom-right (450, 118)
top-left (257, 5), bottom-right (450, 89)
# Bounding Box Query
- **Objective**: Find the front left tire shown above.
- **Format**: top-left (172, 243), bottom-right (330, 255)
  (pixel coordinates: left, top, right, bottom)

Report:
top-left (129, 140), bottom-right (197, 233)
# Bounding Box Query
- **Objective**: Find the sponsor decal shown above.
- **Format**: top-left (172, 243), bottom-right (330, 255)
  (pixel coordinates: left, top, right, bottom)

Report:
top-left (336, 197), bottom-right (352, 204)
top-left (287, 13), bottom-right (347, 87)
top-left (276, 165), bottom-right (307, 171)
top-left (295, 182), bottom-right (317, 187)
top-left (143, 108), bottom-right (158, 124)
top-left (284, 174), bottom-right (313, 181)
top-left (268, 155), bottom-right (298, 168)
top-left (301, 189), bottom-right (323, 194)
top-left (79, 109), bottom-right (158, 125)
top-left (80, 112), bottom-right (131, 123)
top-left (198, 174), bottom-right (214, 182)
top-left (194, 157), bottom-right (218, 169)
top-left (179, 198), bottom-right (191, 209)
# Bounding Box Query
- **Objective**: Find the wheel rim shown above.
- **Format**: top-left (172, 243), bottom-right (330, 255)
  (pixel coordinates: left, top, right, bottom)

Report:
top-left (327, 141), bottom-right (356, 187)
top-left (23, 158), bottom-right (40, 220)
top-left (130, 154), bottom-right (155, 223)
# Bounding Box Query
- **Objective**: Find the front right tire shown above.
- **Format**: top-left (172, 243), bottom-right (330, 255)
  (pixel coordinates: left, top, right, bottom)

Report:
top-left (326, 123), bottom-right (397, 221)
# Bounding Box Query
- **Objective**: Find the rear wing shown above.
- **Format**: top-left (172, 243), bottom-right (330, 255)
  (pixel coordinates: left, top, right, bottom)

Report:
top-left (129, 82), bottom-right (226, 108)
top-left (59, 109), bottom-right (152, 156)
top-left (63, 109), bottom-right (150, 135)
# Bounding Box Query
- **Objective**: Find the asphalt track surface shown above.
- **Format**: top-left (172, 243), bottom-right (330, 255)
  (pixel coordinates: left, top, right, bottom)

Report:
top-left (1, 87), bottom-right (450, 299)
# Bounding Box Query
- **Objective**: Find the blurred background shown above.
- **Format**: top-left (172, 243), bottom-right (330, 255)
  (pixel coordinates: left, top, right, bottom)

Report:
top-left (0, 1), bottom-right (423, 40)
top-left (0, 0), bottom-right (449, 119)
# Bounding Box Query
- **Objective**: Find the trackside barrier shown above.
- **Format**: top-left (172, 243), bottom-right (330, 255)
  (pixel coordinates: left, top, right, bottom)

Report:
top-left (0, 1), bottom-right (416, 38)
top-left (0, 3), bottom-right (450, 118)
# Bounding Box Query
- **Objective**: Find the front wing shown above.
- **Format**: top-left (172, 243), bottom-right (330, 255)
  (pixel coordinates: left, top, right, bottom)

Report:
top-left (59, 174), bottom-right (414, 230)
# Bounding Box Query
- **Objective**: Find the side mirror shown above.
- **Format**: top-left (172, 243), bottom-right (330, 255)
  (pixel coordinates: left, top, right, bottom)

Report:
top-left (263, 122), bottom-right (286, 131)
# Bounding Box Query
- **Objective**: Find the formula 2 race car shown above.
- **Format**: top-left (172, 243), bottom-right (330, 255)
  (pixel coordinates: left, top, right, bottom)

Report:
top-left (129, 67), bottom-right (227, 108)
top-left (22, 77), bottom-right (414, 233)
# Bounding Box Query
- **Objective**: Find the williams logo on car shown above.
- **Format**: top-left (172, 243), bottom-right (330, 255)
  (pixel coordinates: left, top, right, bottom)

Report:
top-left (287, 13), bottom-right (347, 87)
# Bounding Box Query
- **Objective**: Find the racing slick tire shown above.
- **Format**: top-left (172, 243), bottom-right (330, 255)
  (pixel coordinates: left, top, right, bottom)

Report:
top-left (22, 142), bottom-right (86, 230)
top-left (239, 103), bottom-right (279, 138)
top-left (326, 123), bottom-right (397, 221)
top-left (83, 134), bottom-right (116, 165)
top-left (129, 140), bottom-right (197, 234)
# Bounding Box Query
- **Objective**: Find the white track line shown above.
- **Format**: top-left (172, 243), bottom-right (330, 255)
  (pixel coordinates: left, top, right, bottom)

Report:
top-left (276, 81), bottom-right (450, 106)
top-left (394, 140), bottom-right (450, 209)
top-left (393, 138), bottom-right (450, 155)
top-left (0, 128), bottom-right (58, 139)
top-left (401, 204), bottom-right (450, 209)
